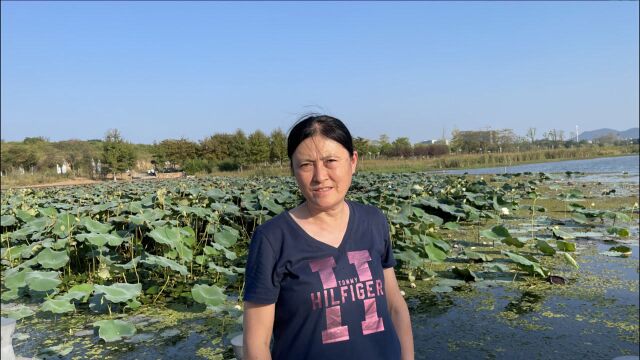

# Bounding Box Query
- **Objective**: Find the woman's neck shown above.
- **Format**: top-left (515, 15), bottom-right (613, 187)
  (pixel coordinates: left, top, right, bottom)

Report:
top-left (299, 200), bottom-right (348, 224)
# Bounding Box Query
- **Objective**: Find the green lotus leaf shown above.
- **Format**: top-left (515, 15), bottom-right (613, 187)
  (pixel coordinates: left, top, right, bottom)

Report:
top-left (58, 283), bottom-right (94, 302)
top-left (260, 198), bottom-right (284, 214)
top-left (79, 217), bottom-right (113, 233)
top-left (94, 283), bottom-right (142, 303)
top-left (424, 243), bottom-right (447, 262)
top-left (41, 298), bottom-right (75, 314)
top-left (2, 304), bottom-right (35, 320)
top-left (551, 227), bottom-right (574, 240)
top-left (213, 226), bottom-right (239, 247)
top-left (93, 319), bottom-right (137, 342)
top-left (38, 207), bottom-right (58, 218)
top-left (483, 263), bottom-right (511, 272)
top-left (562, 253), bottom-right (579, 270)
top-left (442, 222), bottom-right (461, 230)
top-left (502, 250), bottom-right (548, 278)
top-left (535, 239), bottom-right (556, 256)
top-left (76, 233), bottom-right (125, 247)
top-left (502, 236), bottom-right (526, 248)
top-left (556, 240), bottom-right (576, 252)
top-left (1, 214), bottom-right (16, 227)
top-left (191, 284), bottom-right (227, 307)
top-left (464, 250), bottom-right (493, 262)
top-left (4, 268), bottom-right (33, 289)
top-left (52, 213), bottom-right (78, 237)
top-left (208, 263), bottom-right (235, 276)
top-left (36, 248), bottom-right (69, 269)
top-left (24, 271), bottom-right (61, 291)
top-left (141, 254), bottom-right (188, 275)
top-left (609, 245), bottom-right (632, 255)
top-left (571, 213), bottom-right (588, 224)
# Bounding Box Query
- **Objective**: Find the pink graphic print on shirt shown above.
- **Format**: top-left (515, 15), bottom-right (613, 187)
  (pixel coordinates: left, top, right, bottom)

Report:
top-left (309, 250), bottom-right (385, 344)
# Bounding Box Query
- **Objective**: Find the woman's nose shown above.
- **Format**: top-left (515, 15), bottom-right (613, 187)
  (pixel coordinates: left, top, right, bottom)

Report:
top-left (312, 162), bottom-right (328, 182)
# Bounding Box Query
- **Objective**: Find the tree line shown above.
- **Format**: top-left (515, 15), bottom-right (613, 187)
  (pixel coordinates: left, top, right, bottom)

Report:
top-left (1, 127), bottom-right (634, 178)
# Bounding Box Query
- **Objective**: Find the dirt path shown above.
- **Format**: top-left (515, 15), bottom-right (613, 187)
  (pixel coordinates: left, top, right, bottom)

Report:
top-left (2, 177), bottom-right (102, 190)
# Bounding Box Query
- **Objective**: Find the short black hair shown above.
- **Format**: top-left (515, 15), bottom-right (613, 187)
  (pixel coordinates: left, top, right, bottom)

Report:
top-left (287, 114), bottom-right (354, 163)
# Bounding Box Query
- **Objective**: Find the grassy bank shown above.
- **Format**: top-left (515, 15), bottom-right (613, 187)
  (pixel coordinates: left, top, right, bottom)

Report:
top-left (2, 145), bottom-right (638, 187)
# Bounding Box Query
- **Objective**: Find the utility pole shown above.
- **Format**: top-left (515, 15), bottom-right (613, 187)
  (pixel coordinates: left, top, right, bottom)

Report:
top-left (576, 125), bottom-right (579, 142)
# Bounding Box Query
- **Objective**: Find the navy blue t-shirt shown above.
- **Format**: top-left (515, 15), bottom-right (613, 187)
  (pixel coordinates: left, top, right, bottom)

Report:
top-left (243, 201), bottom-right (401, 360)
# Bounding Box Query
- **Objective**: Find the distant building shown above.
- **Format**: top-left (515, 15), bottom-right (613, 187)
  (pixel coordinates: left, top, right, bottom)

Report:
top-left (418, 139), bottom-right (450, 145)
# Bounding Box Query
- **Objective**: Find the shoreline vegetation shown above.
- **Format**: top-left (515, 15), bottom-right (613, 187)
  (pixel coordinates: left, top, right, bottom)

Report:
top-left (2, 145), bottom-right (638, 189)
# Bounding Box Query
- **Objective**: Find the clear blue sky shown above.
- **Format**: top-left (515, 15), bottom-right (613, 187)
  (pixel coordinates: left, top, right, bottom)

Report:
top-left (1, 1), bottom-right (638, 144)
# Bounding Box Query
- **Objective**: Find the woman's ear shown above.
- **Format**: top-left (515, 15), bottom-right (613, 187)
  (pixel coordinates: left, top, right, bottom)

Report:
top-left (351, 151), bottom-right (358, 174)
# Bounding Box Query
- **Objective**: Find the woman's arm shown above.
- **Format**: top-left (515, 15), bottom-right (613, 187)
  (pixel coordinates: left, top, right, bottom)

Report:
top-left (384, 267), bottom-right (414, 360)
top-left (243, 301), bottom-right (275, 360)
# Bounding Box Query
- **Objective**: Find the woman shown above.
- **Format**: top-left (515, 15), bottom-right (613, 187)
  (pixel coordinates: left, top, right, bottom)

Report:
top-left (243, 115), bottom-right (414, 360)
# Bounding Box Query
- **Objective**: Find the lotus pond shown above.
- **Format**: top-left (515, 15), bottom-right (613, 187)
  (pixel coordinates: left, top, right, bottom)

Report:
top-left (1, 169), bottom-right (638, 359)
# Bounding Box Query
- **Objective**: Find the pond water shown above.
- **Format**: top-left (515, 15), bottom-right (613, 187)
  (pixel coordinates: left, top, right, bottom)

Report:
top-left (411, 237), bottom-right (639, 360)
top-left (442, 155), bottom-right (639, 183)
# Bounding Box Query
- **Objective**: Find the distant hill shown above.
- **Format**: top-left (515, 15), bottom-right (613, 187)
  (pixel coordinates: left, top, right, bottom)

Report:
top-left (579, 127), bottom-right (639, 141)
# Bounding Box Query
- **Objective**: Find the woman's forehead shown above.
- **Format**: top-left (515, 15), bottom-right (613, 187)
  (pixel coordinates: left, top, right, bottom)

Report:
top-left (293, 136), bottom-right (347, 157)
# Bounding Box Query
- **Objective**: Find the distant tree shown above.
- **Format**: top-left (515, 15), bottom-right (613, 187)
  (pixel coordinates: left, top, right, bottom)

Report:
top-left (247, 130), bottom-right (270, 165)
top-left (269, 128), bottom-right (288, 165)
top-left (353, 137), bottom-right (372, 159)
top-left (5, 146), bottom-right (38, 172)
top-left (155, 138), bottom-right (198, 169)
top-left (23, 136), bottom-right (49, 144)
top-left (200, 133), bottom-right (233, 162)
top-left (229, 129), bottom-right (249, 171)
top-left (391, 137), bottom-right (413, 157)
top-left (378, 134), bottom-right (393, 157)
top-left (102, 129), bottom-right (136, 181)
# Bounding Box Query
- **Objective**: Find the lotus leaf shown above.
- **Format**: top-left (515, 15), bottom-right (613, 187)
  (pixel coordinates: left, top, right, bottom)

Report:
top-left (24, 271), bottom-right (61, 291)
top-left (141, 254), bottom-right (188, 275)
top-left (483, 263), bottom-right (511, 272)
top-left (502, 237), bottom-right (526, 248)
top-left (52, 213), bottom-right (78, 237)
top-left (464, 250), bottom-right (493, 262)
top-left (191, 284), bottom-right (227, 307)
top-left (571, 213), bottom-right (588, 224)
top-left (79, 217), bottom-right (113, 233)
top-left (1, 214), bottom-right (16, 227)
top-left (442, 222), bottom-right (460, 230)
top-left (94, 283), bottom-right (142, 303)
top-left (58, 283), bottom-right (95, 302)
top-left (214, 226), bottom-right (239, 247)
top-left (2, 304), bottom-right (34, 320)
top-left (41, 298), bottom-right (75, 314)
top-left (535, 240), bottom-right (556, 256)
top-left (452, 267), bottom-right (481, 282)
top-left (502, 251), bottom-right (548, 278)
top-left (93, 319), bottom-right (137, 342)
top-left (607, 227), bottom-right (630, 238)
top-left (76, 233), bottom-right (125, 247)
top-left (562, 253), bottom-right (579, 270)
top-left (36, 248), bottom-right (69, 269)
top-left (609, 245), bottom-right (632, 255)
top-left (551, 227), bottom-right (574, 240)
top-left (3, 268), bottom-right (32, 289)
top-left (556, 240), bottom-right (576, 252)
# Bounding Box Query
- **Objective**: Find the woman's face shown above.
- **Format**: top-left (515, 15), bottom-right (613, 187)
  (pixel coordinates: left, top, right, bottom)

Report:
top-left (291, 135), bottom-right (357, 212)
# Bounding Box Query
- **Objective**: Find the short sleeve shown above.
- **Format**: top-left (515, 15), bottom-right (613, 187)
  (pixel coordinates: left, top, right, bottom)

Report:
top-left (381, 213), bottom-right (397, 269)
top-left (242, 229), bottom-right (280, 304)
